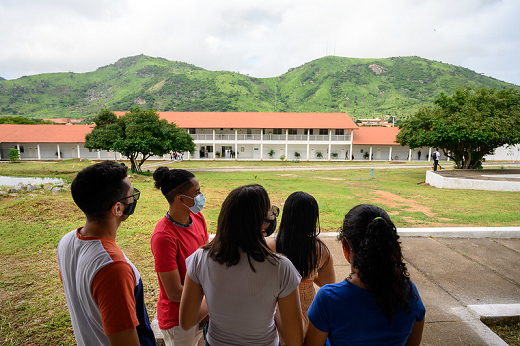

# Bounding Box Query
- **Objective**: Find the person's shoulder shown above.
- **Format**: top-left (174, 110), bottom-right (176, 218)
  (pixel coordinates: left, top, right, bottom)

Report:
top-left (192, 212), bottom-right (207, 224)
top-left (265, 237), bottom-right (277, 252)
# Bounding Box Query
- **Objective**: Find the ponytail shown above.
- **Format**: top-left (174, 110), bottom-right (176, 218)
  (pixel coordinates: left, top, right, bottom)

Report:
top-left (340, 204), bottom-right (414, 319)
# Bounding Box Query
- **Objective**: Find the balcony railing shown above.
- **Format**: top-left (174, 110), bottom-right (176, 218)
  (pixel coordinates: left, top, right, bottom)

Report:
top-left (191, 134), bottom-right (351, 142)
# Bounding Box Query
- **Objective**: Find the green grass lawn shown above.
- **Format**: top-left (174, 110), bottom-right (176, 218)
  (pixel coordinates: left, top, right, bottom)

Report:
top-left (0, 159), bottom-right (518, 344)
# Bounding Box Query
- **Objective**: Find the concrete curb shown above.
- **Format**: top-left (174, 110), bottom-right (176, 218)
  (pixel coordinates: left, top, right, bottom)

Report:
top-left (314, 227), bottom-right (520, 239)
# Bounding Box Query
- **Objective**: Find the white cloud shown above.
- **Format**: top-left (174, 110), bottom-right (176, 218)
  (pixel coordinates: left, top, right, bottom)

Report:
top-left (0, 0), bottom-right (519, 85)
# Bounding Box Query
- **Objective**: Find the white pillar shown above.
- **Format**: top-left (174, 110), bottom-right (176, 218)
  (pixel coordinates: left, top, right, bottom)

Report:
top-left (285, 129), bottom-right (288, 161)
top-left (389, 146), bottom-right (393, 161)
top-left (97, 150), bottom-right (101, 160)
top-left (306, 129), bottom-right (310, 161)
top-left (213, 129), bottom-right (216, 160)
top-left (369, 146), bottom-right (373, 161)
top-left (349, 130), bottom-right (354, 161)
top-left (37, 144), bottom-right (41, 160)
top-left (428, 148), bottom-right (432, 162)
top-left (56, 144), bottom-right (61, 160)
top-left (77, 144), bottom-right (81, 159)
top-left (408, 148), bottom-right (412, 161)
top-left (235, 129), bottom-right (238, 161)
top-left (260, 129), bottom-right (264, 161)
top-left (328, 130), bottom-right (332, 161)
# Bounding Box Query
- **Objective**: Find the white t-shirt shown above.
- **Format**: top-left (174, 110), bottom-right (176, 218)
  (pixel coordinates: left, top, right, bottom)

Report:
top-left (186, 248), bottom-right (301, 346)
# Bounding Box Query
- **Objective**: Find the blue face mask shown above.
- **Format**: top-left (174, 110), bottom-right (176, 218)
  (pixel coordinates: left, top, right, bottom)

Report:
top-left (182, 192), bottom-right (205, 214)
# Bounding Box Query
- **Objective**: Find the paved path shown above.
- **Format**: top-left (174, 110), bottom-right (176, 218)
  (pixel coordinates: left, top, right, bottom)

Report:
top-left (320, 234), bottom-right (520, 345)
top-left (142, 161), bottom-right (520, 173)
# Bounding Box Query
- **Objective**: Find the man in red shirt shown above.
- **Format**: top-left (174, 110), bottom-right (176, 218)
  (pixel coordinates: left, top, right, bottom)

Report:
top-left (151, 167), bottom-right (209, 346)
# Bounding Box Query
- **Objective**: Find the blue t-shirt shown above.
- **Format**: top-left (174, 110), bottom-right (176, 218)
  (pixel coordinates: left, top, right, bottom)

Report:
top-left (308, 280), bottom-right (425, 346)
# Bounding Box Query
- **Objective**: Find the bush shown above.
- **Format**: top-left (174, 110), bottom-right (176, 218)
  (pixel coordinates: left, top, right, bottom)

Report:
top-left (8, 148), bottom-right (20, 162)
top-left (268, 149), bottom-right (275, 159)
top-left (331, 153), bottom-right (338, 159)
top-left (280, 155), bottom-right (286, 161)
top-left (316, 151), bottom-right (323, 159)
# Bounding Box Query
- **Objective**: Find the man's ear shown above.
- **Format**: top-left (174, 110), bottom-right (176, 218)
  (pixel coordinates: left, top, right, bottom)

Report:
top-left (110, 202), bottom-right (124, 217)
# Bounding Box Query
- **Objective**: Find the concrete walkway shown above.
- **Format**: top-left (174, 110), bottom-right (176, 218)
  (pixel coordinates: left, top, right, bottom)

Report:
top-left (152, 229), bottom-right (520, 345)
top-left (320, 231), bottom-right (520, 346)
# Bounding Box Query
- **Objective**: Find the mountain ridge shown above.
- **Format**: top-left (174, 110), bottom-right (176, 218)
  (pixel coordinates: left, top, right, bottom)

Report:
top-left (0, 54), bottom-right (517, 120)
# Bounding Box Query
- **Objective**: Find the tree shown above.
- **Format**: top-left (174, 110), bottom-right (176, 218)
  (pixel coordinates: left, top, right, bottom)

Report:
top-left (85, 107), bottom-right (195, 172)
top-left (396, 87), bottom-right (520, 169)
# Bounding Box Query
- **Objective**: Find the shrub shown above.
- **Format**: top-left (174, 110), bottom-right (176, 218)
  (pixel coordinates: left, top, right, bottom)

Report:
top-left (316, 151), bottom-right (323, 159)
top-left (280, 155), bottom-right (286, 161)
top-left (8, 148), bottom-right (20, 162)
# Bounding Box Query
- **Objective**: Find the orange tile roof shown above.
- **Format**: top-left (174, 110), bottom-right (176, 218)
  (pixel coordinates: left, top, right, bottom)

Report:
top-left (0, 124), bottom-right (93, 143)
top-left (353, 126), bottom-right (401, 145)
top-left (113, 111), bottom-right (358, 129)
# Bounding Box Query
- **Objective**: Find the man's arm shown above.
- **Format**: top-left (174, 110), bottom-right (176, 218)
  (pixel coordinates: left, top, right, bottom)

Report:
top-left (158, 269), bottom-right (183, 302)
top-left (107, 328), bottom-right (140, 346)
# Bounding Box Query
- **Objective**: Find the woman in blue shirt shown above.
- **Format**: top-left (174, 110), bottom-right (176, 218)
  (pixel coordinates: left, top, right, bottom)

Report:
top-left (305, 204), bottom-right (425, 346)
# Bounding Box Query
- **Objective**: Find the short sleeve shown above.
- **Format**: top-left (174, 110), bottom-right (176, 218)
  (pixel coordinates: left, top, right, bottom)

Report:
top-left (151, 231), bottom-right (179, 273)
top-left (277, 257), bottom-right (302, 299)
top-left (411, 282), bottom-right (426, 322)
top-left (307, 285), bottom-right (331, 333)
top-left (92, 261), bottom-right (138, 335)
top-left (185, 249), bottom-right (203, 285)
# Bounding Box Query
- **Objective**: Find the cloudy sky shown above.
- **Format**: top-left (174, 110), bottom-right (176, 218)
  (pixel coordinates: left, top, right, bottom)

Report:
top-left (1, 0), bottom-right (519, 85)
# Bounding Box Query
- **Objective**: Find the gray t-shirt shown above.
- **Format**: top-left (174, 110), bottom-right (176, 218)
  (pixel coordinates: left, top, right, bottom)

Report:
top-left (186, 248), bottom-right (301, 346)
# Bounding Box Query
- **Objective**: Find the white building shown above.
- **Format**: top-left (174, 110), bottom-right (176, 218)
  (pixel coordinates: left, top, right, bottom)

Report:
top-left (0, 112), bottom-right (516, 162)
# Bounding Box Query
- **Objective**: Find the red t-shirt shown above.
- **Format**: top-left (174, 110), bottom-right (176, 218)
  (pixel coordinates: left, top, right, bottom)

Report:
top-left (150, 212), bottom-right (208, 329)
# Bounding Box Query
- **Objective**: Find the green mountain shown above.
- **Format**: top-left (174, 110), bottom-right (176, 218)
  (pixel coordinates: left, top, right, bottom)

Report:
top-left (0, 54), bottom-right (518, 120)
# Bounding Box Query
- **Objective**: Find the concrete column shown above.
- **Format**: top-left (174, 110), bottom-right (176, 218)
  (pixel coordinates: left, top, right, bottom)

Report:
top-left (389, 146), bottom-right (393, 161)
top-left (285, 129), bottom-right (288, 161)
top-left (235, 129), bottom-right (238, 161)
top-left (213, 129), bottom-right (216, 160)
top-left (57, 144), bottom-right (61, 160)
top-left (77, 144), bottom-right (81, 159)
top-left (260, 129), bottom-right (264, 161)
top-left (408, 148), bottom-right (412, 161)
top-left (349, 130), bottom-right (354, 161)
top-left (97, 150), bottom-right (101, 160)
top-left (328, 130), bottom-right (332, 161)
top-left (37, 144), bottom-right (41, 160)
top-left (369, 146), bottom-right (373, 161)
top-left (307, 129), bottom-right (310, 161)
top-left (428, 148), bottom-right (432, 162)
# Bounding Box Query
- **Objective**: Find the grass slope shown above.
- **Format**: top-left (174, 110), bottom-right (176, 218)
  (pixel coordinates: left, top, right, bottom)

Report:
top-left (0, 55), bottom-right (518, 120)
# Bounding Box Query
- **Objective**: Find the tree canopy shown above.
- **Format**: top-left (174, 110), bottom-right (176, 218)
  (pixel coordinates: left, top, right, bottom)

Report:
top-left (396, 87), bottom-right (520, 169)
top-left (85, 107), bottom-right (195, 171)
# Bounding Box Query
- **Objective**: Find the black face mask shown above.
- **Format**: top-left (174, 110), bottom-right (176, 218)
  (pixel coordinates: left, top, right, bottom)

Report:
top-left (122, 198), bottom-right (138, 216)
top-left (264, 217), bottom-right (277, 237)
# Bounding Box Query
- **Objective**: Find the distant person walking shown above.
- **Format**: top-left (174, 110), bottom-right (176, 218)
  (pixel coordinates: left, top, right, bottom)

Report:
top-left (433, 149), bottom-right (440, 171)
top-left (417, 150), bottom-right (421, 160)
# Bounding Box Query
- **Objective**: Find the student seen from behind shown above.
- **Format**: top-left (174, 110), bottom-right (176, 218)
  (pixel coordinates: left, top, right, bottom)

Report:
top-left (57, 161), bottom-right (155, 346)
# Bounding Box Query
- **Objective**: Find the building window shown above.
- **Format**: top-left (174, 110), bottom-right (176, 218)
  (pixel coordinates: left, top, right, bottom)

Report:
top-left (19, 146), bottom-right (25, 153)
top-left (288, 129), bottom-right (298, 135)
top-left (304, 129), bottom-right (314, 135)
top-left (189, 128), bottom-right (196, 134)
top-left (319, 129), bottom-right (328, 135)
top-left (273, 129), bottom-right (283, 135)
top-left (335, 129), bottom-right (344, 135)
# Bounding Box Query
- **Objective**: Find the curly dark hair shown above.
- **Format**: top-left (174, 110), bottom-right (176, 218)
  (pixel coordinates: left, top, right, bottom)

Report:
top-left (340, 204), bottom-right (415, 320)
top-left (203, 184), bottom-right (278, 272)
top-left (153, 167), bottom-right (195, 203)
top-left (71, 161), bottom-right (128, 221)
top-left (276, 191), bottom-right (328, 279)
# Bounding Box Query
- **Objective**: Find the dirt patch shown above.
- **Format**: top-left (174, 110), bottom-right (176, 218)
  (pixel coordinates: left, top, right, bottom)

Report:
top-left (369, 190), bottom-right (436, 217)
top-left (315, 176), bottom-right (343, 181)
top-left (278, 174), bottom-right (298, 178)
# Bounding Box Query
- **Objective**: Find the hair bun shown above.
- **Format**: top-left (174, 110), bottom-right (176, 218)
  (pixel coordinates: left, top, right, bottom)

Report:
top-left (153, 167), bottom-right (170, 189)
